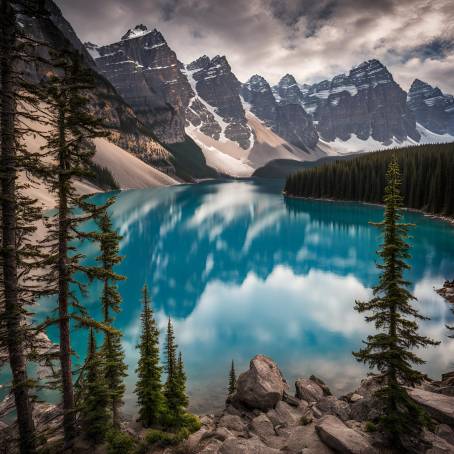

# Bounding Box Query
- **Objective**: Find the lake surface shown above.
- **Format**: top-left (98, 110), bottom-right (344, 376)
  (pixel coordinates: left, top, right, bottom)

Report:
top-left (39, 179), bottom-right (454, 415)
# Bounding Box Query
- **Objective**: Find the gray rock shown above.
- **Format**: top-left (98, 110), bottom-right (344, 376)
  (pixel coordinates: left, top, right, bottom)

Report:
top-left (424, 429), bottom-right (454, 454)
top-left (295, 378), bottom-right (324, 403)
top-left (285, 424), bottom-right (334, 454)
top-left (436, 424), bottom-right (454, 446)
top-left (233, 355), bottom-right (288, 411)
top-left (250, 413), bottom-right (276, 439)
top-left (267, 401), bottom-right (304, 428)
top-left (200, 439), bottom-right (223, 453)
top-left (350, 394), bottom-right (363, 403)
top-left (408, 388), bottom-right (454, 425)
top-left (316, 415), bottom-right (376, 454)
top-left (219, 436), bottom-right (280, 454)
top-left (218, 414), bottom-right (247, 433)
top-left (317, 396), bottom-right (351, 421)
top-left (309, 375), bottom-right (332, 396)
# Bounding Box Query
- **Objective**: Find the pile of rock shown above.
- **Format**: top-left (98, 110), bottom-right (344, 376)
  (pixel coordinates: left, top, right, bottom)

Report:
top-left (185, 355), bottom-right (454, 454)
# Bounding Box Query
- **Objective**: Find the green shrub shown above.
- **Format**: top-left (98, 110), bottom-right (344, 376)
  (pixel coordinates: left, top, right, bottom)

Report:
top-left (106, 429), bottom-right (135, 454)
top-left (365, 421), bottom-right (377, 433)
top-left (145, 427), bottom-right (191, 447)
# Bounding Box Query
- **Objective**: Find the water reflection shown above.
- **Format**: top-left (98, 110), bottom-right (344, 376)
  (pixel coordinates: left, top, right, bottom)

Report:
top-left (49, 180), bottom-right (454, 414)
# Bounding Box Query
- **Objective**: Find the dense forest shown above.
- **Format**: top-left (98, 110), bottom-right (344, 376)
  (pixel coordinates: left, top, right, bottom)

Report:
top-left (284, 143), bottom-right (454, 217)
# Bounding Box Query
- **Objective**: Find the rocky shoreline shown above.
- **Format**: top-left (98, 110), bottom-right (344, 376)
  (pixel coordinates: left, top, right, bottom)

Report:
top-left (172, 355), bottom-right (454, 454)
top-left (2, 354), bottom-right (454, 453)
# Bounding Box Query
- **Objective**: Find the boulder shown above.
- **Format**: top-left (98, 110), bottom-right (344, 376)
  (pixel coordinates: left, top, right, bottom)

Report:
top-left (316, 415), bottom-right (376, 454)
top-left (250, 413), bottom-right (276, 439)
top-left (408, 388), bottom-right (454, 425)
top-left (219, 436), bottom-right (280, 453)
top-left (349, 394), bottom-right (363, 403)
top-left (218, 414), bottom-right (247, 433)
top-left (310, 375), bottom-right (332, 396)
top-left (436, 424), bottom-right (454, 446)
top-left (233, 355), bottom-right (288, 411)
top-left (267, 401), bottom-right (305, 428)
top-left (284, 424), bottom-right (334, 454)
top-left (295, 378), bottom-right (324, 403)
top-left (316, 396), bottom-right (351, 421)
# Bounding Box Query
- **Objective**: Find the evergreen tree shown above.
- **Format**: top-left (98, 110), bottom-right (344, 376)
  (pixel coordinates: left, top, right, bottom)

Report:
top-left (176, 351), bottom-right (189, 410)
top-left (164, 318), bottom-right (180, 418)
top-left (79, 328), bottom-right (110, 445)
top-left (96, 208), bottom-right (127, 427)
top-left (228, 360), bottom-right (236, 395)
top-left (37, 48), bottom-right (110, 447)
top-left (353, 157), bottom-right (439, 445)
top-left (284, 143), bottom-right (454, 218)
top-left (135, 285), bottom-right (164, 427)
top-left (0, 2), bottom-right (50, 451)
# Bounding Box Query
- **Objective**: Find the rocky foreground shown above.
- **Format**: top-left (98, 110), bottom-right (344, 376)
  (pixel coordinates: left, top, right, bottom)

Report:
top-left (173, 355), bottom-right (454, 454)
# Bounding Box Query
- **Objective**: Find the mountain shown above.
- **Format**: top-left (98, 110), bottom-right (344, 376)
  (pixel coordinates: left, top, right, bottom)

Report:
top-left (185, 55), bottom-right (252, 149)
top-left (242, 74), bottom-right (319, 150)
top-left (275, 59), bottom-right (420, 146)
top-left (21, 2), bottom-right (177, 180)
top-left (407, 79), bottom-right (454, 136)
top-left (90, 25), bottom-right (193, 144)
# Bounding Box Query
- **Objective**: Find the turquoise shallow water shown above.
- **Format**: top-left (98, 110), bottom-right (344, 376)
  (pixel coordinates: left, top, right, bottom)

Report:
top-left (33, 179), bottom-right (454, 414)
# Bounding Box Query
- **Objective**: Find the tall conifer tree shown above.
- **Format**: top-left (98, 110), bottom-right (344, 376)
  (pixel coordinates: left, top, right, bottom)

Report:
top-left (78, 328), bottom-right (110, 445)
top-left (176, 351), bottom-right (188, 411)
top-left (353, 157), bottom-right (439, 445)
top-left (228, 360), bottom-right (236, 396)
top-left (135, 285), bottom-right (163, 427)
top-left (37, 49), bottom-right (109, 448)
top-left (0, 2), bottom-right (51, 451)
top-left (164, 318), bottom-right (179, 418)
top-left (96, 208), bottom-right (127, 427)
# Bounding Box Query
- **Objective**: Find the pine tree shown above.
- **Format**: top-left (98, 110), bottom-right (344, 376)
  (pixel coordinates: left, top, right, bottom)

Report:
top-left (0, 2), bottom-right (50, 451)
top-left (228, 360), bottom-right (236, 395)
top-left (79, 328), bottom-right (110, 445)
top-left (36, 48), bottom-right (110, 448)
top-left (176, 351), bottom-right (189, 410)
top-left (164, 318), bottom-right (180, 418)
top-left (96, 208), bottom-right (127, 427)
top-left (135, 285), bottom-right (164, 427)
top-left (353, 157), bottom-right (439, 445)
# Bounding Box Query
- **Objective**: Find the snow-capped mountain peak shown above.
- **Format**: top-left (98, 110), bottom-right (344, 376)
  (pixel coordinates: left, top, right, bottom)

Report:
top-left (121, 24), bottom-right (151, 40)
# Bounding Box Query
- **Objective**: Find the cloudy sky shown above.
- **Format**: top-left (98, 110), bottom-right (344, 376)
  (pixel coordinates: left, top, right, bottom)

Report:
top-left (55, 0), bottom-right (454, 93)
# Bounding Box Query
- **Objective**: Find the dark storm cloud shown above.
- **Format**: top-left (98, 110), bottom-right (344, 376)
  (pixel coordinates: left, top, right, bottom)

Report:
top-left (401, 39), bottom-right (454, 62)
top-left (54, 0), bottom-right (454, 93)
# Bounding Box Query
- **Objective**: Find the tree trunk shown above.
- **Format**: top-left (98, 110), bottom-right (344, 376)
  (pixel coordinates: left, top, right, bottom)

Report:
top-left (0, 2), bottom-right (37, 453)
top-left (57, 104), bottom-right (76, 449)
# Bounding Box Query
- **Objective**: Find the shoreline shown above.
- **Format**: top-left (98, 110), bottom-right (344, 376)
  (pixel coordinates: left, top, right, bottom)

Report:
top-left (283, 192), bottom-right (454, 227)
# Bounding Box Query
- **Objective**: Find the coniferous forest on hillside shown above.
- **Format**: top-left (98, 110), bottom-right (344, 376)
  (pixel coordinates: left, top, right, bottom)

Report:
top-left (284, 143), bottom-right (454, 217)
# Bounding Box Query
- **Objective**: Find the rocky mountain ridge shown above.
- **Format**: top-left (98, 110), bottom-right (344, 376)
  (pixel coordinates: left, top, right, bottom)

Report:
top-left (274, 59), bottom-right (421, 145)
top-left (407, 79), bottom-right (454, 136)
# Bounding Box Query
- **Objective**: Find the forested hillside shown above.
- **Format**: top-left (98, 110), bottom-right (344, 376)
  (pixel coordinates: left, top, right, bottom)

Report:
top-left (284, 142), bottom-right (454, 217)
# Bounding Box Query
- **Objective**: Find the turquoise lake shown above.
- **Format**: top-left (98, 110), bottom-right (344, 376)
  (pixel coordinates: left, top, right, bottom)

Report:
top-left (37, 179), bottom-right (454, 415)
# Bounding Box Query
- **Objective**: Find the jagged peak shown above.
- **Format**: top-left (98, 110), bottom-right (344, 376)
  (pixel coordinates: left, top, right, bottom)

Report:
top-left (244, 75), bottom-right (271, 92)
top-left (279, 73), bottom-right (298, 85)
top-left (121, 24), bottom-right (161, 41)
top-left (186, 55), bottom-right (211, 71)
top-left (409, 78), bottom-right (432, 91)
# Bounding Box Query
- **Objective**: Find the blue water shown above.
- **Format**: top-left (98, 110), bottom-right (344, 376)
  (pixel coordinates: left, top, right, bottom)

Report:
top-left (35, 180), bottom-right (454, 415)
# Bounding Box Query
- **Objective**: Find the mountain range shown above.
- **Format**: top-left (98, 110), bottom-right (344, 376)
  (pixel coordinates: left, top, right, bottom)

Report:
top-left (21, 5), bottom-right (454, 181)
